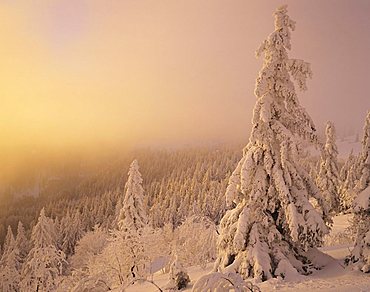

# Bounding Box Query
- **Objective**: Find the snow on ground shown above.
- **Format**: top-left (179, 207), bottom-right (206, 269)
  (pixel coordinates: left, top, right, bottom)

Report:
top-left (125, 214), bottom-right (369, 292)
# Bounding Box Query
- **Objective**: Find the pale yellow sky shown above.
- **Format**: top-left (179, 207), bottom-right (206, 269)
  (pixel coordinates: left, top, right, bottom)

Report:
top-left (1, 0), bottom-right (369, 157)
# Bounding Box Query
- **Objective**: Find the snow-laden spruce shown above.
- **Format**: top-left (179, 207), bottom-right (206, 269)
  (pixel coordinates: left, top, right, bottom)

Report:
top-left (347, 111), bottom-right (370, 273)
top-left (117, 159), bottom-right (148, 232)
top-left (354, 111), bottom-right (370, 194)
top-left (316, 121), bottom-right (340, 214)
top-left (215, 5), bottom-right (330, 281)
top-left (0, 226), bottom-right (21, 292)
top-left (20, 208), bottom-right (66, 291)
top-left (98, 159), bottom-right (149, 286)
top-left (339, 150), bottom-right (358, 211)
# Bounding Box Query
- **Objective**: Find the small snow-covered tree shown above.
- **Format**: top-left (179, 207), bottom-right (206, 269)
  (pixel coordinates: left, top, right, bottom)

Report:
top-left (0, 241), bottom-right (21, 292)
top-left (0, 226), bottom-right (22, 292)
top-left (340, 150), bottom-right (356, 181)
top-left (340, 164), bottom-right (359, 211)
top-left (117, 159), bottom-right (148, 232)
top-left (70, 225), bottom-right (109, 272)
top-left (84, 228), bottom-right (148, 288)
top-left (1, 226), bottom-right (15, 263)
top-left (20, 208), bottom-right (66, 291)
top-left (347, 111), bottom-right (370, 273)
top-left (316, 121), bottom-right (340, 213)
top-left (354, 111), bottom-right (370, 194)
top-left (16, 221), bottom-right (30, 262)
top-left (175, 215), bottom-right (217, 268)
top-left (61, 225), bottom-right (110, 291)
top-left (215, 6), bottom-right (330, 281)
top-left (60, 210), bottom-right (83, 257)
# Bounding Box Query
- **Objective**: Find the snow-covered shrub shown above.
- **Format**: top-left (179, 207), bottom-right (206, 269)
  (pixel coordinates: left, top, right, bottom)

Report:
top-left (70, 225), bottom-right (109, 271)
top-left (192, 272), bottom-right (261, 292)
top-left (174, 215), bottom-right (217, 268)
top-left (165, 255), bottom-right (190, 291)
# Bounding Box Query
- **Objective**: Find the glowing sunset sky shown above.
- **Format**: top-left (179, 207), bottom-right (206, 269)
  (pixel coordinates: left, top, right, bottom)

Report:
top-left (1, 0), bottom-right (369, 153)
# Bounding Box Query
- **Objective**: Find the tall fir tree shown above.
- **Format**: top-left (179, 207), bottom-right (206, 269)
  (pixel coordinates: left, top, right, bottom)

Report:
top-left (105, 159), bottom-right (150, 285)
top-left (347, 111), bottom-right (370, 272)
top-left (316, 121), bottom-right (340, 213)
top-left (215, 6), bottom-right (329, 281)
top-left (117, 159), bottom-right (147, 232)
top-left (355, 111), bottom-right (370, 194)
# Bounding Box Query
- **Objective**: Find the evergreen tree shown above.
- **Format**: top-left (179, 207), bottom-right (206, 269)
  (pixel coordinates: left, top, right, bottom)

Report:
top-left (117, 160), bottom-right (147, 232)
top-left (340, 164), bottom-right (359, 211)
top-left (347, 111), bottom-right (370, 273)
top-left (16, 221), bottom-right (30, 262)
top-left (0, 226), bottom-right (15, 264)
top-left (355, 111), bottom-right (370, 194)
top-left (88, 159), bottom-right (150, 287)
top-left (215, 6), bottom-right (329, 281)
top-left (60, 210), bottom-right (83, 257)
top-left (316, 121), bottom-right (340, 213)
top-left (0, 239), bottom-right (21, 292)
top-left (20, 208), bottom-right (66, 291)
top-left (0, 225), bottom-right (22, 292)
top-left (340, 150), bottom-right (355, 182)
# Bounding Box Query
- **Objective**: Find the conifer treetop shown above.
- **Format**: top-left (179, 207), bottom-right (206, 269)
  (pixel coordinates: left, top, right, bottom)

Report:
top-left (31, 208), bottom-right (55, 249)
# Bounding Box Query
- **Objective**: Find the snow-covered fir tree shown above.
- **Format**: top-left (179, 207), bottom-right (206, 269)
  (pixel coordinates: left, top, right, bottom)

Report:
top-left (347, 111), bottom-right (370, 273)
top-left (316, 121), bottom-right (340, 213)
top-left (77, 160), bottom-right (150, 289)
top-left (215, 5), bottom-right (330, 281)
top-left (354, 111), bottom-right (370, 194)
top-left (15, 221), bottom-right (30, 262)
top-left (0, 226), bottom-right (22, 292)
top-left (20, 208), bottom-right (66, 291)
top-left (340, 150), bottom-right (356, 182)
top-left (60, 210), bottom-right (83, 257)
top-left (117, 159), bottom-right (148, 232)
top-left (1, 226), bottom-right (15, 262)
top-left (340, 164), bottom-right (359, 211)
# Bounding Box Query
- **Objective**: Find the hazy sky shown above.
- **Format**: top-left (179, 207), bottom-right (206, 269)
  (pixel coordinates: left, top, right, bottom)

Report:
top-left (1, 0), bottom-right (369, 155)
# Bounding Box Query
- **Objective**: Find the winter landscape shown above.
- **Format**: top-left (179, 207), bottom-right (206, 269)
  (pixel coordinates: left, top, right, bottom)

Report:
top-left (0, 1), bottom-right (369, 292)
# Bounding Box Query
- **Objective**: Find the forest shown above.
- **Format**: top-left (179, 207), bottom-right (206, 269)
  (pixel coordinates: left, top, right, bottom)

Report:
top-left (0, 4), bottom-right (369, 292)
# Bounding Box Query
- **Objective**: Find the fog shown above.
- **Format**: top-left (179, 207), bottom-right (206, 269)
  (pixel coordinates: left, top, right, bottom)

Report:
top-left (1, 0), bottom-right (369, 187)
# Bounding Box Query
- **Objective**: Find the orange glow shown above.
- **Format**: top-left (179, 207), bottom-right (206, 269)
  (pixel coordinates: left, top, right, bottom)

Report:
top-left (0, 0), bottom-right (369, 170)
